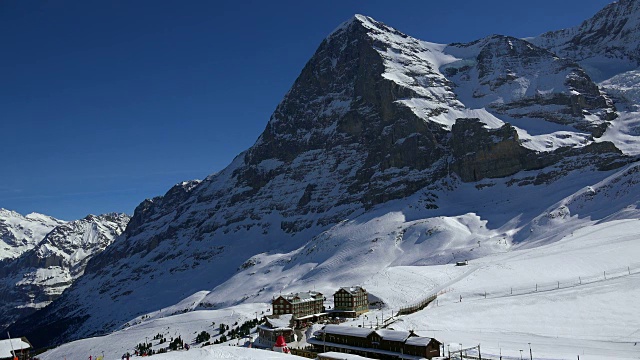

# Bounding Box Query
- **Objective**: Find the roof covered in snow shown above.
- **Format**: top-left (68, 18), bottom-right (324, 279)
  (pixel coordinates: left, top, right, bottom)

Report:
top-left (336, 286), bottom-right (367, 296)
top-left (376, 329), bottom-right (411, 342)
top-left (405, 337), bottom-right (437, 346)
top-left (264, 314), bottom-right (293, 330)
top-left (275, 291), bottom-right (323, 303)
top-left (318, 325), bottom-right (437, 346)
top-left (0, 338), bottom-right (31, 358)
top-left (320, 325), bottom-right (375, 338)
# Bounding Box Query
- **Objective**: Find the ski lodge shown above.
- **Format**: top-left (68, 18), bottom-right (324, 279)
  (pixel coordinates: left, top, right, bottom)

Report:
top-left (271, 290), bottom-right (329, 328)
top-left (331, 286), bottom-right (369, 318)
top-left (309, 325), bottom-right (442, 359)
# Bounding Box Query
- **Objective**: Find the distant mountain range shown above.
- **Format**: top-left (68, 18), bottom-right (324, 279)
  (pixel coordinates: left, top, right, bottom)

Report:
top-left (0, 210), bottom-right (129, 329)
top-left (8, 0), bottom-right (640, 349)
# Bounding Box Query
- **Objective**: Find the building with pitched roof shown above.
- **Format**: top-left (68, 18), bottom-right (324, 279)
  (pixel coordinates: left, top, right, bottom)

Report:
top-left (272, 291), bottom-right (324, 319)
top-left (333, 286), bottom-right (368, 317)
top-left (309, 325), bottom-right (442, 359)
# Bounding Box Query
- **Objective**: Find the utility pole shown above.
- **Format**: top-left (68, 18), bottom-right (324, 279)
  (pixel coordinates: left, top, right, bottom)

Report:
top-left (520, 349), bottom-right (523, 360)
top-left (7, 332), bottom-right (15, 360)
top-left (529, 342), bottom-right (532, 360)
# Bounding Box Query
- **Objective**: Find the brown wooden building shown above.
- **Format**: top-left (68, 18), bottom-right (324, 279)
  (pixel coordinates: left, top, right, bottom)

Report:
top-left (333, 286), bottom-right (369, 317)
top-left (309, 325), bottom-right (442, 359)
top-left (272, 291), bottom-right (324, 318)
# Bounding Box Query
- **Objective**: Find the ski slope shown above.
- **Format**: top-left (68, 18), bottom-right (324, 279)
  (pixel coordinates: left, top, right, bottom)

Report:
top-left (38, 215), bottom-right (640, 360)
top-left (384, 218), bottom-right (640, 360)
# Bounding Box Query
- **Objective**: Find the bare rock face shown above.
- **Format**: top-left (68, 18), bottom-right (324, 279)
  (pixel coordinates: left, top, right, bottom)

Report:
top-left (450, 118), bottom-right (626, 183)
top-left (239, 15), bottom-right (450, 211)
top-left (451, 119), bottom-right (533, 182)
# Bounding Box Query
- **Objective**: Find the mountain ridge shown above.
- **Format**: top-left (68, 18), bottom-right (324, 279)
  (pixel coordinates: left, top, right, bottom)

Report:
top-left (531, 0), bottom-right (640, 81)
top-left (0, 211), bottom-right (130, 329)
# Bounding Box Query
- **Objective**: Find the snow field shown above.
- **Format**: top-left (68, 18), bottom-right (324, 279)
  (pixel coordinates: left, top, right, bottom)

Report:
top-left (39, 303), bottom-right (276, 360)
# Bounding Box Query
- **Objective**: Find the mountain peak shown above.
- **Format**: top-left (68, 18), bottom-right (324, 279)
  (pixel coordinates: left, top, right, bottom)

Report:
top-left (531, 0), bottom-right (640, 80)
top-left (326, 14), bottom-right (402, 43)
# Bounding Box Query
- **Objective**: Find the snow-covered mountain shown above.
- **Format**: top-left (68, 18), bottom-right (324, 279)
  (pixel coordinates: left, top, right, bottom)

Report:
top-left (531, 0), bottom-right (640, 82)
top-left (0, 212), bottom-right (130, 329)
top-left (9, 3), bottom-right (640, 351)
top-left (0, 209), bottom-right (65, 261)
top-left (444, 35), bottom-right (616, 138)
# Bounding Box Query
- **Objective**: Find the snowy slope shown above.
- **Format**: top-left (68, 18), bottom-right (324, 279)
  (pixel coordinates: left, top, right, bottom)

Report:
top-left (0, 209), bottom-right (65, 261)
top-left (37, 303), bottom-right (279, 360)
top-left (384, 218), bottom-right (640, 360)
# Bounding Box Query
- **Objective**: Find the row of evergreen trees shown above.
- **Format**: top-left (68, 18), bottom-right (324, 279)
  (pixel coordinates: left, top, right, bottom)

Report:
top-left (133, 317), bottom-right (267, 354)
top-left (134, 334), bottom-right (185, 356)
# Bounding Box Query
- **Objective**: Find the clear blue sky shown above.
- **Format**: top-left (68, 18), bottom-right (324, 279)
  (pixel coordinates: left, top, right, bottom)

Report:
top-left (1, 0), bottom-right (613, 220)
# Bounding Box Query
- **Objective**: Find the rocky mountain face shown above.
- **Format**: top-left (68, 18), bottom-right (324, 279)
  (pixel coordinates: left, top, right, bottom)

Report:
top-left (531, 0), bottom-right (640, 81)
top-left (0, 209), bottom-right (65, 261)
top-left (9, 6), bottom-right (639, 348)
top-left (0, 213), bottom-right (130, 329)
top-left (444, 35), bottom-right (616, 136)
